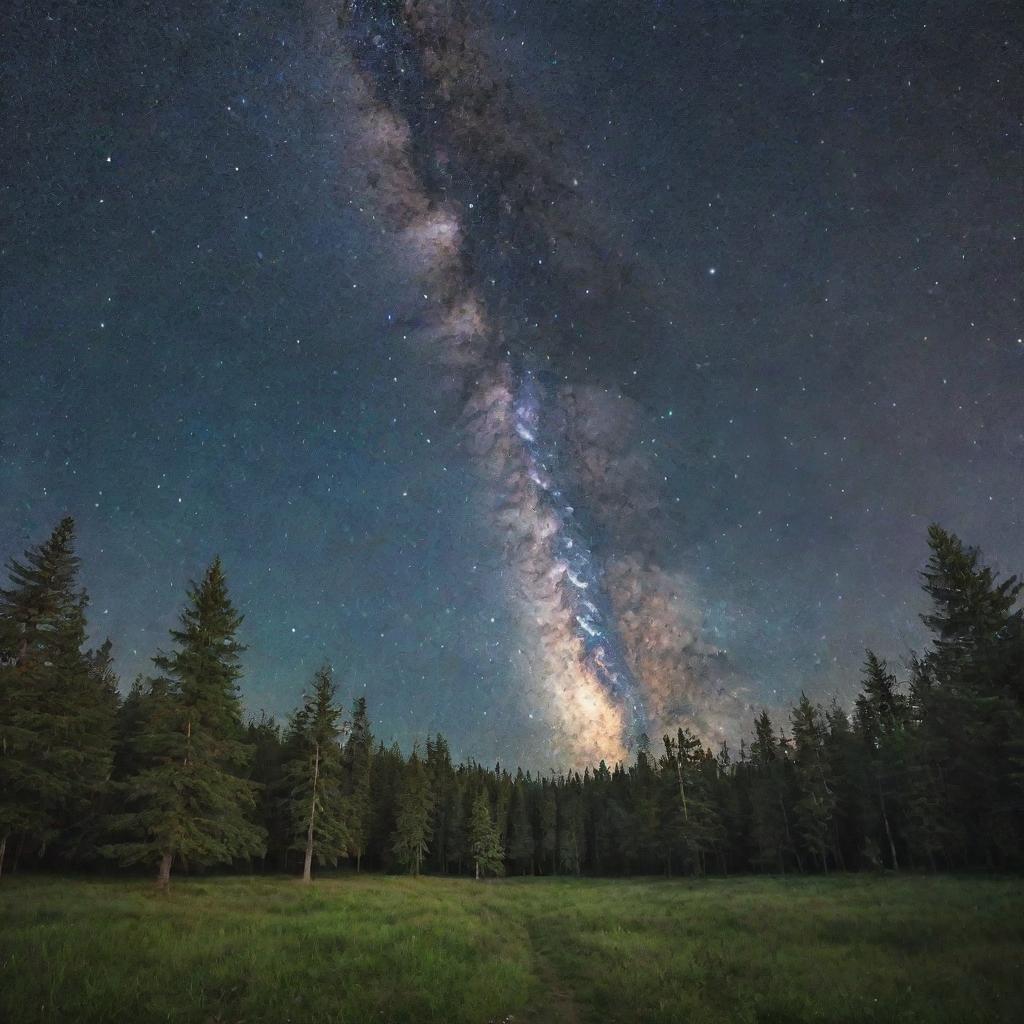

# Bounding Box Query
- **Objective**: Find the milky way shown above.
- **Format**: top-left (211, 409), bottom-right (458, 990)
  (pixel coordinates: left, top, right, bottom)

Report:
top-left (339, 0), bottom-right (746, 760)
top-left (4, 0), bottom-right (1019, 768)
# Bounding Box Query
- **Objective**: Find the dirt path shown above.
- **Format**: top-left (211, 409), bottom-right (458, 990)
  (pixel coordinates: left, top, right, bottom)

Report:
top-left (474, 887), bottom-right (583, 1024)
top-left (532, 955), bottom-right (582, 1024)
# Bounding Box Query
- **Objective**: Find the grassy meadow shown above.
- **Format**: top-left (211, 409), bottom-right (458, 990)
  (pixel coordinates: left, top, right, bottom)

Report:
top-left (1, 874), bottom-right (1021, 1024)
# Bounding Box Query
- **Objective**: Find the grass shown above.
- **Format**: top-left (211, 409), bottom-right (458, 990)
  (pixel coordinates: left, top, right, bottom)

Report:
top-left (1, 874), bottom-right (1022, 1023)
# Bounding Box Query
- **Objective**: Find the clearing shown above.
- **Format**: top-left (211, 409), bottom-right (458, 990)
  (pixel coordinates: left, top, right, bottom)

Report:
top-left (1, 874), bottom-right (1021, 1023)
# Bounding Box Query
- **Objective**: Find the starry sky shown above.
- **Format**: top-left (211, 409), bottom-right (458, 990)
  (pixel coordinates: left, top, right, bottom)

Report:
top-left (1, 0), bottom-right (1022, 767)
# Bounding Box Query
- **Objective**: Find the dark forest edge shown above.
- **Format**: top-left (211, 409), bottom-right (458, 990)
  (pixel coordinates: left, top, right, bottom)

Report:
top-left (1, 518), bottom-right (1022, 887)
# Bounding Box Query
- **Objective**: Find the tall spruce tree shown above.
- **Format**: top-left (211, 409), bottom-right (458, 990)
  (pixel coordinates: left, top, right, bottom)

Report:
top-left (749, 710), bottom-right (793, 872)
top-left (853, 652), bottom-right (908, 869)
top-left (391, 748), bottom-right (432, 875)
top-left (790, 694), bottom-right (837, 872)
top-left (448, 773), bottom-right (468, 874)
top-left (507, 774), bottom-right (534, 875)
top-left (539, 782), bottom-right (557, 874)
top-left (558, 777), bottom-right (586, 875)
top-left (0, 517), bottom-right (115, 877)
top-left (283, 666), bottom-right (349, 882)
top-left (661, 729), bottom-right (724, 875)
top-left (467, 789), bottom-right (504, 879)
top-left (343, 695), bottom-right (374, 871)
top-left (918, 525), bottom-right (1024, 865)
top-left (425, 735), bottom-right (458, 873)
top-left (246, 713), bottom-right (288, 870)
top-left (105, 558), bottom-right (264, 887)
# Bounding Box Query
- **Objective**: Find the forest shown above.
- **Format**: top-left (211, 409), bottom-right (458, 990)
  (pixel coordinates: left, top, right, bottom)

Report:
top-left (1, 517), bottom-right (1022, 887)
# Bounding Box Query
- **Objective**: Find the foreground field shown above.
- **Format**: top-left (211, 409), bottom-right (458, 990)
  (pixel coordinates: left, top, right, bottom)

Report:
top-left (1, 874), bottom-right (1021, 1024)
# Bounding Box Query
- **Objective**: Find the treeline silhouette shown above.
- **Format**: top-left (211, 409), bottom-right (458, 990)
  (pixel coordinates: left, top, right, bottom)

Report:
top-left (1, 517), bottom-right (1022, 885)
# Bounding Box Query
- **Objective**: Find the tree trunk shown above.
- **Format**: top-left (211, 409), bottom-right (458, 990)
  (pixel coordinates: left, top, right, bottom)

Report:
top-left (879, 784), bottom-right (899, 870)
top-left (303, 742), bottom-right (321, 884)
top-left (780, 794), bottom-right (802, 873)
top-left (157, 851), bottom-right (173, 890)
top-left (0, 834), bottom-right (7, 882)
top-left (676, 758), bottom-right (689, 822)
top-left (832, 820), bottom-right (846, 872)
top-left (475, 857), bottom-right (480, 881)
top-left (356, 849), bottom-right (362, 873)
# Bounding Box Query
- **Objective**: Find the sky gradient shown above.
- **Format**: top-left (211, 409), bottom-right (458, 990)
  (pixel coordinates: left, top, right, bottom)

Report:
top-left (2, 1), bottom-right (1022, 768)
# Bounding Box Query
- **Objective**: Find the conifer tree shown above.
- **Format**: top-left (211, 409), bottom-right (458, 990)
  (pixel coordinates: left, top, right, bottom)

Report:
top-left (749, 710), bottom-right (792, 872)
top-left (628, 745), bottom-right (662, 873)
top-left (494, 766), bottom-right (513, 857)
top-left (283, 666), bottom-right (349, 882)
top-left (821, 699), bottom-right (859, 871)
top-left (343, 696), bottom-right (373, 871)
top-left (113, 677), bottom-right (150, 782)
top-left (539, 782), bottom-right (557, 874)
top-left (902, 656), bottom-right (951, 870)
top-left (370, 741), bottom-right (405, 869)
top-left (0, 518), bottom-right (115, 877)
top-left (507, 775), bottom-right (534, 874)
top-left (425, 735), bottom-right (458, 873)
top-left (558, 778), bottom-right (586, 875)
top-left (853, 652), bottom-right (908, 868)
top-left (391, 748), bottom-right (432, 874)
top-left (448, 773), bottom-right (468, 874)
top-left (467, 789), bottom-right (504, 879)
top-left (918, 526), bottom-right (1023, 865)
top-left (104, 559), bottom-right (264, 887)
top-left (246, 713), bottom-right (288, 870)
top-left (790, 694), bottom-right (837, 872)
top-left (661, 729), bottom-right (724, 875)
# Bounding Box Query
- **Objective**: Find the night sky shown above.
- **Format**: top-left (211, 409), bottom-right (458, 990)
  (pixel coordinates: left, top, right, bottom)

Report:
top-left (2, 1), bottom-right (1022, 768)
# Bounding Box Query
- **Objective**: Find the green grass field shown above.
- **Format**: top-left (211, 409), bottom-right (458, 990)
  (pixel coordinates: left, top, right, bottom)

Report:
top-left (1, 874), bottom-right (1021, 1024)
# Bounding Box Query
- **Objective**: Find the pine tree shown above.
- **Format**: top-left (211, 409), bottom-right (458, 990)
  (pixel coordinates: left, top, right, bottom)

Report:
top-left (369, 741), bottom-right (405, 870)
top-left (917, 525), bottom-right (1023, 865)
top-left (113, 677), bottom-right (150, 782)
top-left (628, 745), bottom-right (662, 873)
top-left (749, 710), bottom-right (792, 872)
top-left (790, 694), bottom-right (837, 872)
top-left (558, 777), bottom-right (586, 875)
top-left (0, 518), bottom-right (115, 877)
top-left (539, 781), bottom-right (557, 874)
top-left (821, 699), bottom-right (859, 871)
top-left (852, 652), bottom-right (908, 869)
top-left (283, 666), bottom-right (349, 882)
top-left (467, 789), bottom-right (504, 879)
top-left (343, 696), bottom-right (373, 871)
top-left (661, 729), bottom-right (724, 875)
top-left (922, 526), bottom-right (1022, 683)
top-left (507, 775), bottom-right (534, 874)
top-left (62, 638), bottom-right (120, 861)
top-left (902, 656), bottom-right (951, 870)
top-left (448, 772), bottom-right (469, 874)
top-left (391, 748), bottom-right (432, 875)
top-left (246, 712), bottom-right (288, 870)
top-left (104, 558), bottom-right (264, 887)
top-left (494, 765), bottom-right (512, 859)
top-left (425, 735), bottom-right (458, 873)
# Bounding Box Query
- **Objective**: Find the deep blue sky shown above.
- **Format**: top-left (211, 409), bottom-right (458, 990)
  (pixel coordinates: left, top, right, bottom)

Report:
top-left (2, 1), bottom-right (1021, 766)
